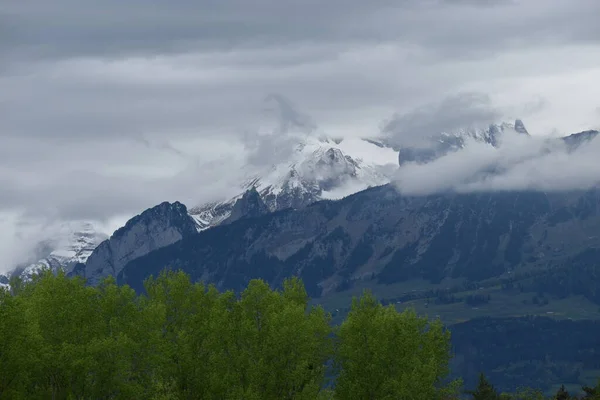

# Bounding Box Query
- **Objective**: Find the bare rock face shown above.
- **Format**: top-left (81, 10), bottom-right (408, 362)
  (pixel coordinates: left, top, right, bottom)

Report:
top-left (83, 201), bottom-right (197, 285)
top-left (514, 119), bottom-right (529, 135)
top-left (119, 184), bottom-right (600, 299)
top-left (0, 274), bottom-right (9, 290)
top-left (562, 130), bottom-right (599, 151)
top-left (222, 188), bottom-right (269, 225)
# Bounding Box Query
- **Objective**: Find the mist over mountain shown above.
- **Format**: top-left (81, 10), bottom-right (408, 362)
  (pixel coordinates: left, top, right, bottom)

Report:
top-left (1, 84), bottom-right (597, 277)
top-left (3, 115), bottom-right (598, 283)
top-left (394, 126), bottom-right (600, 195)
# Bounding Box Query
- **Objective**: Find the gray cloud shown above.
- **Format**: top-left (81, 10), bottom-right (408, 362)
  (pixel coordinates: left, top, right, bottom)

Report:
top-left (0, 132), bottom-right (247, 221)
top-left (244, 94), bottom-right (317, 166)
top-left (264, 94), bottom-right (317, 135)
top-left (3, 0), bottom-right (600, 67)
top-left (381, 92), bottom-right (502, 147)
top-left (393, 130), bottom-right (600, 195)
top-left (3, 0), bottom-right (600, 146)
top-left (2, 0), bottom-right (600, 271)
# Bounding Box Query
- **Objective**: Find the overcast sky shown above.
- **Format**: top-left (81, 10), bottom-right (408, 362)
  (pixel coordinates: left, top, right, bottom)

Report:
top-left (2, 0), bottom-right (600, 270)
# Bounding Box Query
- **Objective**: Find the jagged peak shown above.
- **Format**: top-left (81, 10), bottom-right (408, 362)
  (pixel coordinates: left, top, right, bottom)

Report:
top-left (223, 187), bottom-right (269, 224)
top-left (563, 129), bottom-right (599, 141)
top-left (561, 129), bottom-right (599, 150)
top-left (436, 119), bottom-right (530, 145)
top-left (241, 186), bottom-right (261, 199)
top-left (314, 147), bottom-right (347, 165)
top-left (514, 119), bottom-right (529, 135)
top-left (84, 200), bottom-right (199, 286)
top-left (112, 201), bottom-right (190, 239)
top-left (189, 134), bottom-right (398, 229)
top-left (399, 119), bottom-right (532, 166)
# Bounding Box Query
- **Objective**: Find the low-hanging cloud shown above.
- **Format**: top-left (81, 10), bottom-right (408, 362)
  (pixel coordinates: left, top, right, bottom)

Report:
top-left (381, 92), bottom-right (503, 147)
top-left (243, 94), bottom-right (317, 167)
top-left (393, 129), bottom-right (600, 195)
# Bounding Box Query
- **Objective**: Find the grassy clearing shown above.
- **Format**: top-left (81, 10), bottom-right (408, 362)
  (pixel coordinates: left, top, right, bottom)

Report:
top-left (397, 291), bottom-right (600, 325)
top-left (315, 278), bottom-right (452, 311)
top-left (316, 279), bottom-right (600, 326)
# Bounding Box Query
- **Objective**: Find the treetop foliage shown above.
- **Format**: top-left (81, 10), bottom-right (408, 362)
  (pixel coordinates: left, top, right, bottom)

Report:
top-left (0, 270), bottom-right (598, 399)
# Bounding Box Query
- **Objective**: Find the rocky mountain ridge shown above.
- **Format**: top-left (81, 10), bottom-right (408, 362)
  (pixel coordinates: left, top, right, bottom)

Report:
top-left (117, 184), bottom-right (600, 301)
top-left (5, 123), bottom-right (598, 291)
top-left (81, 201), bottom-right (198, 285)
top-left (70, 127), bottom-right (600, 289)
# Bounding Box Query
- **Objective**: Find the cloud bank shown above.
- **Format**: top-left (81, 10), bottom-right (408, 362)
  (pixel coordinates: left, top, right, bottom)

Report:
top-left (3, 0), bottom-right (600, 223)
top-left (394, 128), bottom-right (600, 195)
top-left (381, 92), bottom-right (502, 147)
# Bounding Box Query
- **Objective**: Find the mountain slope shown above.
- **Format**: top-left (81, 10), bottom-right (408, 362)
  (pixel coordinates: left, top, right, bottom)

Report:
top-left (83, 201), bottom-right (198, 285)
top-left (17, 222), bottom-right (108, 280)
top-left (116, 123), bottom-right (600, 298)
top-left (0, 274), bottom-right (8, 290)
top-left (450, 317), bottom-right (600, 393)
top-left (118, 184), bottom-right (600, 300)
top-left (2, 119), bottom-right (543, 282)
top-left (65, 123), bottom-right (600, 291)
top-left (562, 129), bottom-right (599, 151)
top-left (188, 135), bottom-right (399, 230)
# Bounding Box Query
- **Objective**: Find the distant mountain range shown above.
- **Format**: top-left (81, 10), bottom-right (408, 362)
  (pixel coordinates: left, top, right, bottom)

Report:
top-left (3, 122), bottom-right (599, 290)
top-left (115, 185), bottom-right (600, 298)
top-left (4, 134), bottom-right (398, 283)
top-left (2, 222), bottom-right (107, 284)
top-left (74, 124), bottom-right (600, 300)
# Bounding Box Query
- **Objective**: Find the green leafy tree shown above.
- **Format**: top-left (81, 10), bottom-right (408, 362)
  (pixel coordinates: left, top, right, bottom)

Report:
top-left (22, 270), bottom-right (104, 398)
top-left (86, 275), bottom-right (157, 398)
top-left (143, 270), bottom-right (206, 397)
top-left (202, 277), bottom-right (332, 399)
top-left (3, 270), bottom-right (164, 399)
top-left (142, 272), bottom-right (332, 399)
top-left (0, 286), bottom-right (42, 398)
top-left (4, 269), bottom-right (600, 399)
top-left (334, 290), bottom-right (457, 400)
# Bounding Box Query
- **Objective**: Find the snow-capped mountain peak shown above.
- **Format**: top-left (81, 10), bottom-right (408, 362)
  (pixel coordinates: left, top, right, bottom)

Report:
top-left (439, 120), bottom-right (529, 145)
top-left (17, 221), bottom-right (108, 281)
top-left (399, 119), bottom-right (530, 165)
top-left (189, 135), bottom-right (399, 230)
